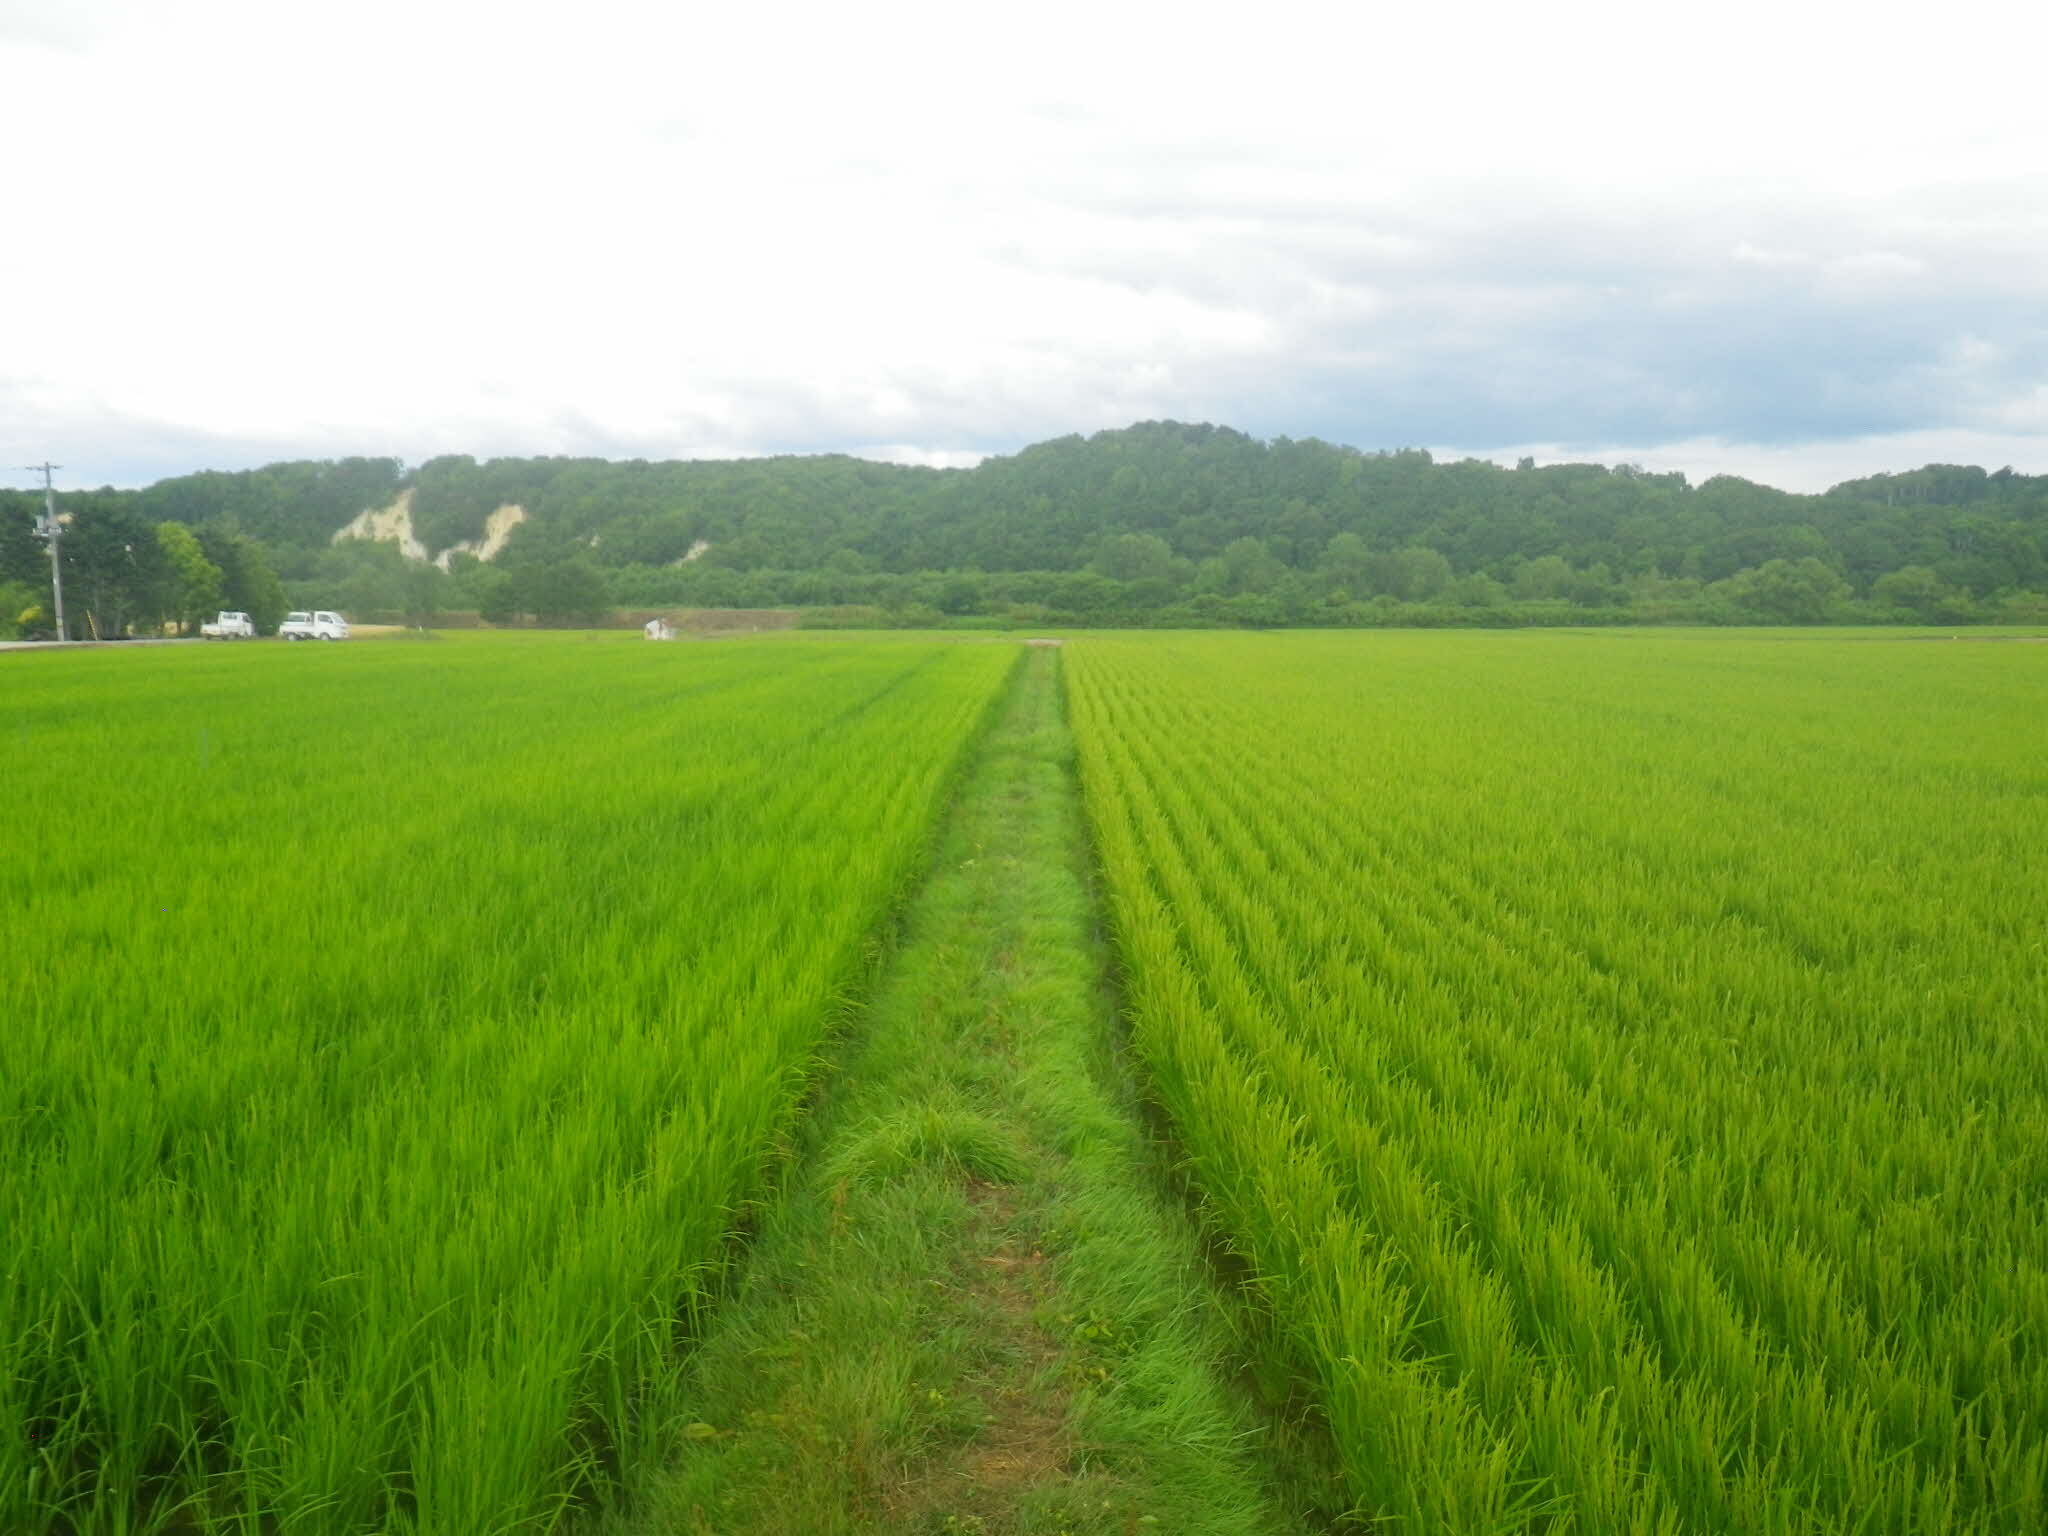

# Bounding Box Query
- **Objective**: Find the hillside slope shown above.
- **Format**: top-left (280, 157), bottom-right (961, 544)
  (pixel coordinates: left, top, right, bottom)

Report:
top-left (6, 424), bottom-right (2046, 633)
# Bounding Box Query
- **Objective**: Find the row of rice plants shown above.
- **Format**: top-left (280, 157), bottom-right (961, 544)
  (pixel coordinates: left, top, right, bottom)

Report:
top-left (1066, 630), bottom-right (2046, 1534)
top-left (2, 633), bottom-right (1017, 1533)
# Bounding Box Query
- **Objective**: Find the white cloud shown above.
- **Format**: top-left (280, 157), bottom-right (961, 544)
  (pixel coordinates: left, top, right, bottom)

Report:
top-left (855, 444), bottom-right (988, 470)
top-left (4, 0), bottom-right (2047, 487)
top-left (1732, 243), bottom-right (1810, 270)
top-left (1986, 388), bottom-right (2048, 434)
top-left (1445, 428), bottom-right (2048, 495)
top-left (1830, 251), bottom-right (1926, 282)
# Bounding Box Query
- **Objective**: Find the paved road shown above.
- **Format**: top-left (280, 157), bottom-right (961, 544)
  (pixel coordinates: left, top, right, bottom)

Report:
top-left (0, 638), bottom-right (203, 652)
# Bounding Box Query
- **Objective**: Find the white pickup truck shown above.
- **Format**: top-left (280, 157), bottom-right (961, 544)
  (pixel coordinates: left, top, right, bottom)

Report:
top-left (279, 610), bottom-right (350, 641)
top-left (199, 611), bottom-right (256, 639)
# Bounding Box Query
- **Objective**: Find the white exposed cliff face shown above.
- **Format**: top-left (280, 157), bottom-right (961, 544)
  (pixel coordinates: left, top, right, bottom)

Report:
top-left (434, 503), bottom-right (527, 569)
top-left (331, 490), bottom-right (430, 562)
top-left (330, 494), bottom-right (529, 568)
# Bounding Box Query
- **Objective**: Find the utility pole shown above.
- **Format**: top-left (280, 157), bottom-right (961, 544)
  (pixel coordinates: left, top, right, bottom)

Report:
top-left (21, 462), bottom-right (66, 641)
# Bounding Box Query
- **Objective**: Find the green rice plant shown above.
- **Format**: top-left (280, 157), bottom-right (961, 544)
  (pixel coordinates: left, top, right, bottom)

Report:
top-left (1066, 630), bottom-right (2048, 1534)
top-left (0, 632), bottom-right (1016, 1533)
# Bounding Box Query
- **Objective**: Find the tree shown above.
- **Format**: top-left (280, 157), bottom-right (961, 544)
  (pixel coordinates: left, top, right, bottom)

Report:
top-left (1871, 565), bottom-right (1964, 622)
top-left (1093, 532), bottom-right (1175, 584)
top-left (1452, 572), bottom-right (1507, 608)
top-left (228, 536), bottom-right (288, 630)
top-left (1214, 536), bottom-right (1285, 596)
top-left (1512, 554), bottom-right (1574, 601)
top-left (0, 498), bottom-right (42, 583)
top-left (60, 501), bottom-right (168, 638)
top-left (155, 522), bottom-right (225, 632)
top-left (1316, 532), bottom-right (1372, 598)
top-left (1365, 546), bottom-right (1451, 601)
top-left (936, 572), bottom-right (984, 615)
top-left (204, 532), bottom-right (288, 634)
top-left (517, 559), bottom-right (609, 626)
top-left (1568, 561), bottom-right (1627, 608)
top-left (305, 539), bottom-right (412, 616)
top-left (1716, 558), bottom-right (1849, 623)
top-left (0, 578), bottom-right (40, 639)
top-left (11, 425), bottom-right (2048, 634)
top-left (401, 560), bottom-right (449, 628)
top-left (443, 551), bottom-right (490, 611)
top-left (476, 567), bottom-right (522, 626)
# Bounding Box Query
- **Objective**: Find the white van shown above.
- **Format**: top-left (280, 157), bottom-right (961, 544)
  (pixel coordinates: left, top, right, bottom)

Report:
top-left (279, 610), bottom-right (350, 641)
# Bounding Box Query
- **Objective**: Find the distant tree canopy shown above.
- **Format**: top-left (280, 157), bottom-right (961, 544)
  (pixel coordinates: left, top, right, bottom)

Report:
top-left (135, 457), bottom-right (404, 551)
top-left (7, 422), bottom-right (2048, 631)
top-left (0, 491), bottom-right (287, 637)
top-left (154, 522), bottom-right (224, 632)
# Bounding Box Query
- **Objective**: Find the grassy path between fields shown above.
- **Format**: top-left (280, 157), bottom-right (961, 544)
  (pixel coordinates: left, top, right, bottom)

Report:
top-left (604, 646), bottom-right (1304, 1536)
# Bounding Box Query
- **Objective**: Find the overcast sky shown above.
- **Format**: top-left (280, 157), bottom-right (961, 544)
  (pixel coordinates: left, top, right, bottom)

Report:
top-left (4, 0), bottom-right (2045, 493)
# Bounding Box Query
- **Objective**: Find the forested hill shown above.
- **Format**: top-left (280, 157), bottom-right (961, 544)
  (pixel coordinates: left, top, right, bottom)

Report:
top-left (5, 422), bottom-right (2048, 633)
top-left (96, 425), bottom-right (2048, 576)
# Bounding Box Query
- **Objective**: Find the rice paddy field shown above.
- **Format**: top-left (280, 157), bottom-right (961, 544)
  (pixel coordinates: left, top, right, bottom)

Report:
top-left (2, 633), bottom-right (1015, 1533)
top-left (6, 627), bottom-right (2045, 1534)
top-left (1066, 630), bottom-right (2048, 1534)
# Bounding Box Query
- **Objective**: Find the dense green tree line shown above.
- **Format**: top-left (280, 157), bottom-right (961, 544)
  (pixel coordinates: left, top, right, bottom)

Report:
top-left (6, 422), bottom-right (2047, 635)
top-left (0, 492), bottom-right (286, 640)
top-left (134, 458), bottom-right (405, 555)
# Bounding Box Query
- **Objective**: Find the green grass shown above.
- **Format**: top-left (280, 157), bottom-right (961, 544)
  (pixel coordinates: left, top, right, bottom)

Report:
top-left (602, 646), bottom-right (1302, 1536)
top-left (1067, 629), bottom-right (2048, 1534)
top-left (2, 632), bottom-right (1014, 1534)
top-left (13, 625), bottom-right (2043, 1534)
